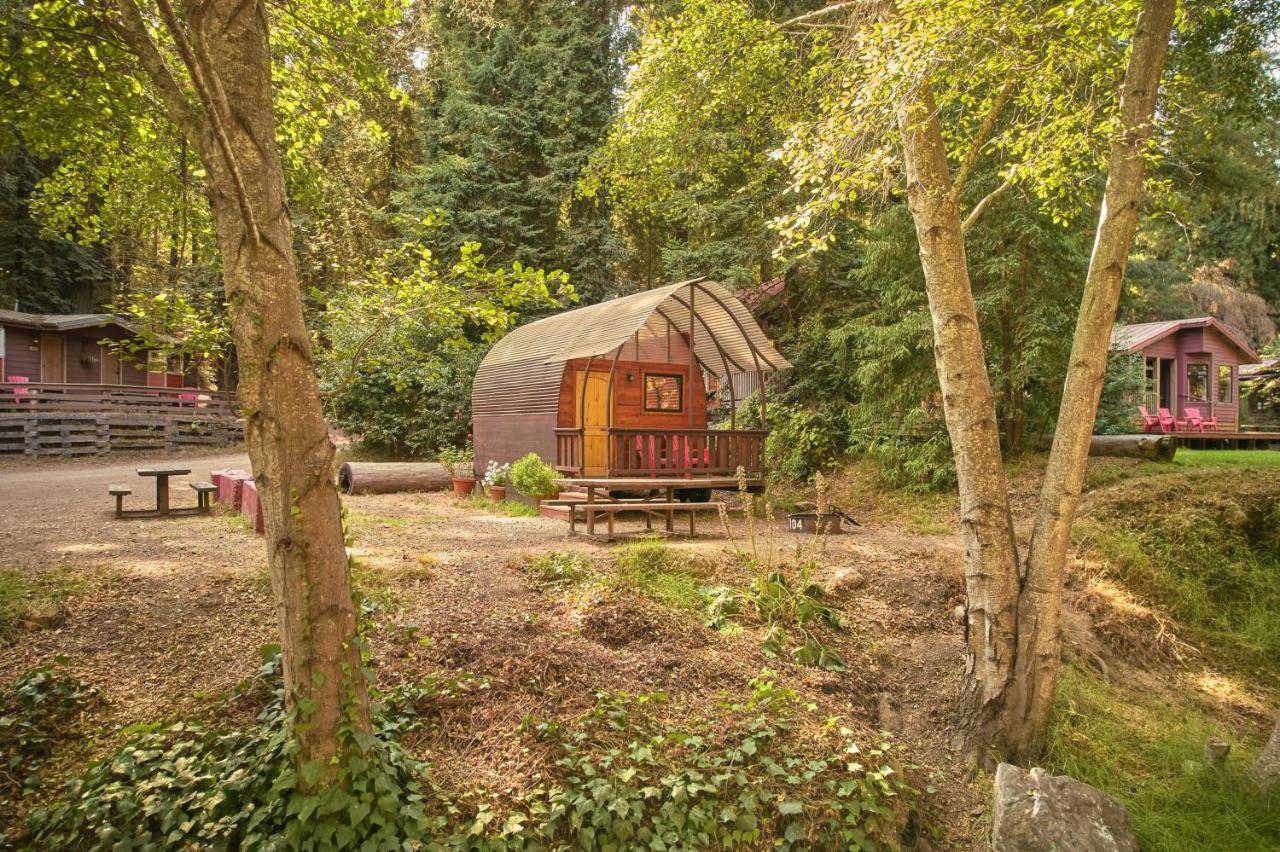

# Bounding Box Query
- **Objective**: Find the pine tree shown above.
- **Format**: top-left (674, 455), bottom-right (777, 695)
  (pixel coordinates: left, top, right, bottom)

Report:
top-left (394, 0), bottom-right (624, 302)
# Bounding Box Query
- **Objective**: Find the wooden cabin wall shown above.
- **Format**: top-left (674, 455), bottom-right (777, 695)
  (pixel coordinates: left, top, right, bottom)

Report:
top-left (1, 327), bottom-right (41, 379)
top-left (558, 357), bottom-right (708, 429)
top-left (472, 413), bottom-right (559, 478)
top-left (1, 325), bottom-right (159, 385)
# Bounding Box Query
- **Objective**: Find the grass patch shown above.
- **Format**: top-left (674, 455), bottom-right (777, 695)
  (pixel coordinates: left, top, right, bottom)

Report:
top-left (611, 537), bottom-right (708, 612)
top-left (460, 495), bottom-right (539, 518)
top-left (1074, 470), bottom-right (1280, 674)
top-left (347, 511), bottom-right (415, 529)
top-left (1086, 449), bottom-right (1280, 491)
top-left (522, 551), bottom-right (590, 588)
top-left (0, 569), bottom-right (31, 642)
top-left (1045, 665), bottom-right (1280, 851)
top-left (0, 568), bottom-right (86, 644)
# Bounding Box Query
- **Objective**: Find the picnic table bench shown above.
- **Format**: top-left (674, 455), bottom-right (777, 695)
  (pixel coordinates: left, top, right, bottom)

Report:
top-left (109, 466), bottom-right (215, 518)
top-left (552, 476), bottom-right (734, 542)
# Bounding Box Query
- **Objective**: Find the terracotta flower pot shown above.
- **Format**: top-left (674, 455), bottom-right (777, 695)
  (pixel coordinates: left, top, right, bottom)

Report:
top-left (452, 477), bottom-right (475, 498)
top-left (488, 485), bottom-right (506, 502)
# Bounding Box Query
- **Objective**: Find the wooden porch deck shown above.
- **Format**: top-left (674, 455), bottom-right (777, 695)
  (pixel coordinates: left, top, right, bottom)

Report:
top-left (1169, 430), bottom-right (1280, 450)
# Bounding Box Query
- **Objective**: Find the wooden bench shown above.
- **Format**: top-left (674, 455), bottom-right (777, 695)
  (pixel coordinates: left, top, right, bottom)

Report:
top-left (108, 484), bottom-right (132, 518)
top-left (568, 500), bottom-right (724, 541)
top-left (189, 481), bottom-right (218, 512)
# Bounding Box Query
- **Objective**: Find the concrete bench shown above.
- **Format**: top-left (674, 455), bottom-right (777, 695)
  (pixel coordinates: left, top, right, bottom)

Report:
top-left (108, 484), bottom-right (132, 518)
top-left (569, 500), bottom-right (724, 540)
top-left (189, 481), bottom-right (217, 512)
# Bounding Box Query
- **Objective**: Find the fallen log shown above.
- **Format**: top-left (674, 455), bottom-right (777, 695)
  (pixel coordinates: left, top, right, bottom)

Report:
top-left (1088, 434), bottom-right (1176, 461)
top-left (337, 462), bottom-right (452, 495)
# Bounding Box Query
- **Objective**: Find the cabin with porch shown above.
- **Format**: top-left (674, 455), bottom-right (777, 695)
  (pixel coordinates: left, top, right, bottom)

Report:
top-left (1110, 316), bottom-right (1261, 432)
top-left (0, 309), bottom-right (240, 457)
top-left (470, 278), bottom-right (790, 491)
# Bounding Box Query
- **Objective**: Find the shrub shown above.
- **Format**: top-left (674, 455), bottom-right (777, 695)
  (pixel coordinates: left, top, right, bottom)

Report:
top-left (28, 655), bottom-right (441, 850)
top-left (0, 663), bottom-right (98, 797)
top-left (479, 680), bottom-right (916, 849)
top-left (510, 452), bottom-right (558, 497)
top-left (438, 443), bottom-right (474, 478)
top-left (1095, 352), bottom-right (1146, 435)
top-left (324, 348), bottom-right (486, 458)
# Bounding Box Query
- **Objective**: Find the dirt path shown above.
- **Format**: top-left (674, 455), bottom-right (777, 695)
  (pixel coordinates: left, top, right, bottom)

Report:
top-left (0, 451), bottom-right (985, 847)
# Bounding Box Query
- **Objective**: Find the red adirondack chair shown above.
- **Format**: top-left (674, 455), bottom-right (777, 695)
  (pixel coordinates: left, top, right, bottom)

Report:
top-left (1183, 406), bottom-right (1218, 432)
top-left (1156, 407), bottom-right (1184, 433)
top-left (1137, 405), bottom-right (1161, 433)
top-left (6, 375), bottom-right (31, 404)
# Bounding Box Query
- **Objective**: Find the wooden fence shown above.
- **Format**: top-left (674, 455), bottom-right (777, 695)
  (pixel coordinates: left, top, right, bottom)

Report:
top-left (0, 382), bottom-right (241, 457)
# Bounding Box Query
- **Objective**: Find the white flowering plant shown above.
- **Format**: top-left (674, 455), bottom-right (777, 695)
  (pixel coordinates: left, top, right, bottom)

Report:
top-left (482, 460), bottom-right (511, 488)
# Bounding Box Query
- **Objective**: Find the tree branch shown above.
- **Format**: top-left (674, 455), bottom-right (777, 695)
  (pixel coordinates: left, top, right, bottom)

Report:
top-left (777, 1), bottom-right (865, 29)
top-left (110, 0), bottom-right (202, 147)
top-left (961, 174), bottom-right (1015, 233)
top-left (152, 0), bottom-right (261, 244)
top-left (950, 78), bottom-right (1015, 201)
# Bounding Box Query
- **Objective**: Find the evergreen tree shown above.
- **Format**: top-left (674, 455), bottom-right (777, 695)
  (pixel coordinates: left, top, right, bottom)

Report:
top-left (0, 144), bottom-right (109, 313)
top-left (394, 0), bottom-right (624, 303)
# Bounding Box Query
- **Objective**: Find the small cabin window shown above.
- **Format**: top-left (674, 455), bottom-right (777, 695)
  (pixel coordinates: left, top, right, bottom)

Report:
top-left (1217, 365), bottom-right (1233, 403)
top-left (644, 373), bottom-right (683, 412)
top-left (1187, 364), bottom-right (1208, 401)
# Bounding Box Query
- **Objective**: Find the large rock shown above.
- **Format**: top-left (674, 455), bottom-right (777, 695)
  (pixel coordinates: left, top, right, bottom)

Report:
top-left (992, 763), bottom-right (1138, 852)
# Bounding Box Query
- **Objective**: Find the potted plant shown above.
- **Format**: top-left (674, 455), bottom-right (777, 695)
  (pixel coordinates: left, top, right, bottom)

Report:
top-left (511, 452), bottom-right (559, 505)
top-left (482, 460), bottom-right (511, 502)
top-left (440, 444), bottom-right (476, 498)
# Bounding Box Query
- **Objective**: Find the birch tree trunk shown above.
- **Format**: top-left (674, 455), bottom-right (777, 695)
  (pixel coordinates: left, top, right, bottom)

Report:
top-left (896, 82), bottom-right (1024, 766)
top-left (1009, 0), bottom-right (1178, 761)
top-left (113, 0), bottom-right (371, 784)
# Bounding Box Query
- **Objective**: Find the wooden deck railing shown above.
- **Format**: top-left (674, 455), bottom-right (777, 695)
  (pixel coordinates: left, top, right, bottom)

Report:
top-left (0, 381), bottom-right (236, 416)
top-left (555, 427), bottom-right (767, 478)
top-left (554, 428), bottom-right (583, 473)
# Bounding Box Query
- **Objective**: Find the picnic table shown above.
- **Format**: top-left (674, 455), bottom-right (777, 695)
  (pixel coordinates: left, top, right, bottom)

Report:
top-left (138, 466), bottom-right (191, 516)
top-left (109, 466), bottom-right (217, 518)
top-left (551, 476), bottom-right (738, 541)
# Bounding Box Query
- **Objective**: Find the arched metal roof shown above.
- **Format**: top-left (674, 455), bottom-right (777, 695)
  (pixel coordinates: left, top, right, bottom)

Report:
top-left (472, 278), bottom-right (790, 417)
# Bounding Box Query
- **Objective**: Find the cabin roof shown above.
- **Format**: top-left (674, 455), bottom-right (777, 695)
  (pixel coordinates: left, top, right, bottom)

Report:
top-left (1110, 316), bottom-right (1260, 361)
top-left (0, 309), bottom-right (140, 335)
top-left (472, 278), bottom-right (790, 418)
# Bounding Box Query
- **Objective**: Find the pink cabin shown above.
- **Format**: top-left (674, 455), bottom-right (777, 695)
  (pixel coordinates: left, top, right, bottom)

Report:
top-left (1111, 317), bottom-right (1261, 432)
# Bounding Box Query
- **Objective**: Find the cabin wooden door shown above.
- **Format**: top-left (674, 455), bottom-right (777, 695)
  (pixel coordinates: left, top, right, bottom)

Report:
top-left (100, 345), bottom-right (122, 384)
top-left (576, 371), bottom-right (610, 475)
top-left (39, 333), bottom-right (65, 382)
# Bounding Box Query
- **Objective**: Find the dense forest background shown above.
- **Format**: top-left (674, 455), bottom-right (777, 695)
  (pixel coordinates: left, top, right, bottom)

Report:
top-left (2, 0), bottom-right (1278, 481)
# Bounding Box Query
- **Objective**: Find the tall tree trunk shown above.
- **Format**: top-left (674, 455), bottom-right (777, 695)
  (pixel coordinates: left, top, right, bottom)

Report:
top-left (113, 0), bottom-right (372, 784)
top-left (897, 81), bottom-right (1024, 767)
top-left (1010, 0), bottom-right (1177, 761)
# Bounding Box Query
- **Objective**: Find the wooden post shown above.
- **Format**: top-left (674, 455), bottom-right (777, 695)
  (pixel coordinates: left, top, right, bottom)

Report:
top-left (688, 283), bottom-right (696, 430)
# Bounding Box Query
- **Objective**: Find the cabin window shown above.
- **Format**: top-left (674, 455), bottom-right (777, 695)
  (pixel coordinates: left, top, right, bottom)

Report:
top-left (1186, 364), bottom-right (1208, 401)
top-left (1217, 365), bottom-right (1233, 403)
top-left (644, 373), bottom-right (684, 412)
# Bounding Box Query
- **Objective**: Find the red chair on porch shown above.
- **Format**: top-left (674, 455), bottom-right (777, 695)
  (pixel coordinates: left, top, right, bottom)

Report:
top-left (1183, 406), bottom-right (1217, 432)
top-left (6, 375), bottom-right (31, 404)
top-left (1156, 407), bottom-right (1185, 433)
top-left (1137, 405), bottom-right (1161, 433)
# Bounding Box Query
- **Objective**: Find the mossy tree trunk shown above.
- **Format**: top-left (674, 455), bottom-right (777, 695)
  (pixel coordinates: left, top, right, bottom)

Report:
top-left (112, 0), bottom-right (371, 784)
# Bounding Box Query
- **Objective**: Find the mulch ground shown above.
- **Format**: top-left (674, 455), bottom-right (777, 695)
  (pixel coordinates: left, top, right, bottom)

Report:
top-left (10, 450), bottom-right (1220, 848)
